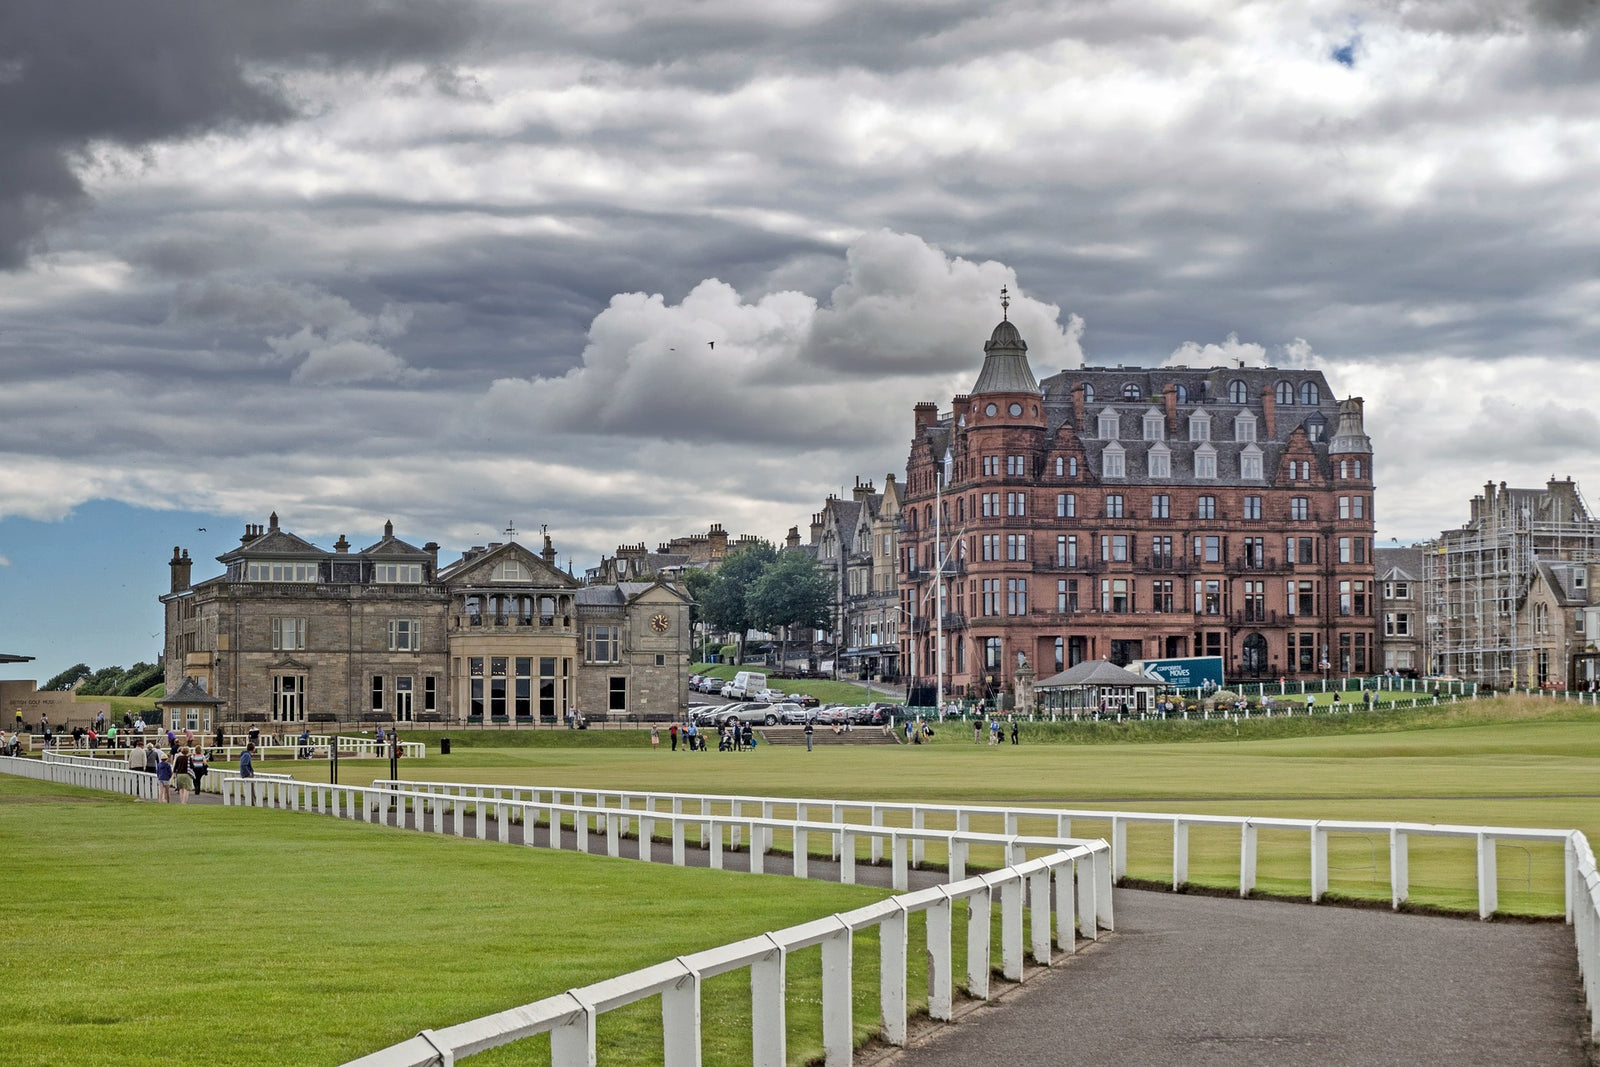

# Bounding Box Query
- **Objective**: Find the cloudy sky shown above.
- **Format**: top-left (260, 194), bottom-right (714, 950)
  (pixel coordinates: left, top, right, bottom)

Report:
top-left (3, 0), bottom-right (1599, 679)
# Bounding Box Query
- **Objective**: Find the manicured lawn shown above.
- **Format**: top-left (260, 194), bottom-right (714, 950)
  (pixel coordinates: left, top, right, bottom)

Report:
top-left (296, 696), bottom-right (1600, 916)
top-left (0, 775), bottom-right (903, 1067)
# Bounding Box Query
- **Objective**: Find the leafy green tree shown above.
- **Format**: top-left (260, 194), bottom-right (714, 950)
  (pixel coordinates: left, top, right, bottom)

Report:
top-left (749, 549), bottom-right (835, 673)
top-left (699, 542), bottom-right (777, 664)
top-left (41, 663), bottom-right (90, 691)
top-left (117, 662), bottom-right (165, 697)
top-left (78, 665), bottom-right (133, 696)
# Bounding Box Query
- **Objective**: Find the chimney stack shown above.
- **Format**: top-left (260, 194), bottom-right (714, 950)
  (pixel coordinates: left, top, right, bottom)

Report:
top-left (169, 547), bottom-right (192, 593)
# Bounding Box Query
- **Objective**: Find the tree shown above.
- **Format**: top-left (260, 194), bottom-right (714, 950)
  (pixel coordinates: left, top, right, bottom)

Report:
top-left (749, 550), bottom-right (834, 674)
top-left (41, 663), bottom-right (90, 691)
top-left (699, 542), bottom-right (777, 664)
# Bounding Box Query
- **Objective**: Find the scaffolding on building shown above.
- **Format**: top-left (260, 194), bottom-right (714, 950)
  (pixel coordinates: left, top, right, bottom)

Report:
top-left (1424, 479), bottom-right (1600, 687)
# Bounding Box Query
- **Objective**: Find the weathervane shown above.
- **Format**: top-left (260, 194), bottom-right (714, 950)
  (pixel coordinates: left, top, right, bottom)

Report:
top-left (505, 521), bottom-right (517, 540)
top-left (1000, 285), bottom-right (1010, 321)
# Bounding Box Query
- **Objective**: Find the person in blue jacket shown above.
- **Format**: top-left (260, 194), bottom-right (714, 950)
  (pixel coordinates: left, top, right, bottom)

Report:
top-left (239, 742), bottom-right (256, 778)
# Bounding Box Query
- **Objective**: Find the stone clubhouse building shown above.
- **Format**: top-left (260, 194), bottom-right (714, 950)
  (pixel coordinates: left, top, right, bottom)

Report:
top-left (161, 515), bottom-right (692, 728)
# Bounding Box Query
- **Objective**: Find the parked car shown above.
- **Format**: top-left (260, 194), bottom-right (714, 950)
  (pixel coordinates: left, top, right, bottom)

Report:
top-left (813, 705), bottom-right (852, 725)
top-left (718, 703), bottom-right (786, 727)
top-left (690, 703), bottom-right (738, 725)
top-left (753, 687), bottom-right (787, 703)
top-left (787, 693), bottom-right (820, 708)
top-left (778, 703), bottom-right (815, 725)
top-left (695, 677), bottom-right (725, 694)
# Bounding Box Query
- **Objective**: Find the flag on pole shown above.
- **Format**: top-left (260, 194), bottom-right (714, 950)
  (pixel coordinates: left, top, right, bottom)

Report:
top-left (942, 447), bottom-right (953, 486)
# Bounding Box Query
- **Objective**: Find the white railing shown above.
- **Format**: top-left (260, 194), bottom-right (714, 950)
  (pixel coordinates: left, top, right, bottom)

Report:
top-left (372, 778), bottom-right (1579, 922)
top-left (40, 749), bottom-right (296, 793)
top-left (211, 775), bottom-right (1112, 1066)
top-left (5, 753), bottom-right (158, 799)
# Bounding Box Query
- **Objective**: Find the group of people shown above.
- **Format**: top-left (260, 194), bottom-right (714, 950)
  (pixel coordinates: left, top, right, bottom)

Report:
top-left (973, 717), bottom-right (1021, 745)
top-left (125, 737), bottom-right (209, 803)
top-left (663, 721), bottom-right (708, 751)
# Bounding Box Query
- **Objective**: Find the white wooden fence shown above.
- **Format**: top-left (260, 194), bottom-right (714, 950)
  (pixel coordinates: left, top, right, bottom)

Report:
top-left (373, 778), bottom-right (1582, 921)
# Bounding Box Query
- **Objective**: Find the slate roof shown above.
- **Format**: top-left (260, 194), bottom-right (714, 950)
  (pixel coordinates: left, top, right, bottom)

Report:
top-left (971, 320), bottom-right (1042, 396)
top-left (1037, 660), bottom-right (1164, 688)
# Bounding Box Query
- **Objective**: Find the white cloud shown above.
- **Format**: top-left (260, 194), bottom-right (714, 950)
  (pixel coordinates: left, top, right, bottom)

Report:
top-left (0, 553), bottom-right (11, 567)
top-left (1164, 332), bottom-right (1268, 368)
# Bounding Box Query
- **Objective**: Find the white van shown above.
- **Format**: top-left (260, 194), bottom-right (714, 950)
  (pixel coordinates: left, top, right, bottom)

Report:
top-left (721, 671), bottom-right (769, 700)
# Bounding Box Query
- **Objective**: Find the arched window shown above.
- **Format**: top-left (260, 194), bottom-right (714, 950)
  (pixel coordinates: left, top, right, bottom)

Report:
top-left (1300, 381), bottom-right (1320, 405)
top-left (1122, 383), bottom-right (1141, 400)
top-left (1275, 380), bottom-right (1294, 405)
top-left (1228, 379), bottom-right (1247, 405)
top-left (1174, 384), bottom-right (1188, 403)
top-left (1082, 384), bottom-right (1095, 403)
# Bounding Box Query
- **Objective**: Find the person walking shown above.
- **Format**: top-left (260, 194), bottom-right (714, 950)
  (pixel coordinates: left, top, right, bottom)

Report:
top-left (171, 747), bottom-right (193, 804)
top-left (669, 721), bottom-right (679, 752)
top-left (1010, 719), bottom-right (1019, 745)
top-left (239, 742), bottom-right (257, 778)
top-left (190, 748), bottom-right (208, 794)
top-left (804, 719), bottom-right (814, 752)
top-left (155, 750), bottom-right (173, 802)
top-left (973, 717), bottom-right (982, 744)
top-left (650, 724), bottom-right (660, 751)
top-left (127, 738), bottom-right (144, 772)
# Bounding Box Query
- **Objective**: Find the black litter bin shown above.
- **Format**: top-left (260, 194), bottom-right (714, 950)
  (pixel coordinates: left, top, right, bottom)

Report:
top-left (439, 737), bottom-right (451, 755)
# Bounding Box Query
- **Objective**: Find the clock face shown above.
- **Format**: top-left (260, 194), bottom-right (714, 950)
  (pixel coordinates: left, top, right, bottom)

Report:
top-left (650, 612), bottom-right (671, 633)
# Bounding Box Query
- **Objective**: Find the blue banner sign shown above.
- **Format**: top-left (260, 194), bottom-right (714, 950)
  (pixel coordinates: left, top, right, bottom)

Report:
top-left (1132, 656), bottom-right (1225, 689)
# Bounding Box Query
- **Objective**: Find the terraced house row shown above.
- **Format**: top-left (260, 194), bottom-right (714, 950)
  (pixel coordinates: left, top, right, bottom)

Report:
top-left (898, 315), bottom-right (1377, 702)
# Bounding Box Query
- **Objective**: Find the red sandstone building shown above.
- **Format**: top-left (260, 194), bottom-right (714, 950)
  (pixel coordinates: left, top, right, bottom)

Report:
top-left (900, 316), bottom-right (1377, 701)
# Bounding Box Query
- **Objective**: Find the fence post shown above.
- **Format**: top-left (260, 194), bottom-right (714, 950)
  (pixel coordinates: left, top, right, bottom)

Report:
top-left (672, 819), bottom-right (686, 866)
top-left (549, 993), bottom-right (595, 1067)
top-left (821, 925), bottom-right (853, 1066)
top-left (911, 808), bottom-right (925, 868)
top-left (660, 970), bottom-right (701, 1067)
top-left (870, 806), bottom-right (884, 864)
top-left (966, 889), bottom-right (992, 999)
top-left (1311, 824), bottom-right (1328, 902)
top-left (1112, 817), bottom-right (1128, 881)
top-left (1240, 820), bottom-right (1257, 897)
top-left (927, 891), bottom-right (954, 1020)
top-left (1477, 832), bottom-right (1498, 919)
top-left (1173, 818), bottom-right (1189, 889)
top-left (1054, 859), bottom-right (1076, 952)
top-left (1390, 829), bottom-right (1409, 909)
top-left (840, 831), bottom-right (856, 884)
top-left (999, 874), bottom-right (1024, 981)
top-left (880, 902), bottom-right (909, 1046)
top-left (891, 835), bottom-right (908, 891)
top-left (749, 821), bottom-right (763, 875)
top-left (751, 942), bottom-right (787, 1067)
top-left (1095, 847), bottom-right (1114, 931)
top-left (1028, 868), bottom-right (1052, 964)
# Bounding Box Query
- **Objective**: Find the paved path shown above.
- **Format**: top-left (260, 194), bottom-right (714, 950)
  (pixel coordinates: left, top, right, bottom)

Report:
top-left (210, 789), bottom-right (1592, 1064)
top-left (886, 890), bottom-right (1589, 1067)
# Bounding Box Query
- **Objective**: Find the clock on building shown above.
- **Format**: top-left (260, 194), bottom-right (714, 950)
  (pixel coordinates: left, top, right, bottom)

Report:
top-left (650, 612), bottom-right (671, 633)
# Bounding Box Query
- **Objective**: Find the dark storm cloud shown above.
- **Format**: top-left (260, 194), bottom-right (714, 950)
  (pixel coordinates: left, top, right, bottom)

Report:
top-left (0, 0), bottom-right (482, 267)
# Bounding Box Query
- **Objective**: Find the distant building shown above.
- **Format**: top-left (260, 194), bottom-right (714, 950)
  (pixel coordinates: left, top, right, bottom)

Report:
top-left (586, 523), bottom-right (767, 584)
top-left (162, 514), bottom-right (692, 726)
top-left (900, 313), bottom-right (1378, 706)
top-left (1422, 479), bottom-right (1600, 689)
top-left (804, 476), bottom-right (904, 682)
top-left (1374, 546), bottom-right (1424, 676)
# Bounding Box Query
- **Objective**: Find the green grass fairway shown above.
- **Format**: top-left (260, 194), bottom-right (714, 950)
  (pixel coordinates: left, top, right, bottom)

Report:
top-left (0, 775), bottom-right (905, 1067)
top-left (299, 697), bottom-right (1600, 916)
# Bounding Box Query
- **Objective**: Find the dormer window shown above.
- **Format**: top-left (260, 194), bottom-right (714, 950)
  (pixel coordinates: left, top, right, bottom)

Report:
top-left (492, 560), bottom-right (529, 582)
top-left (1098, 408), bottom-right (1119, 439)
top-left (1275, 380), bottom-right (1294, 405)
top-left (374, 563), bottom-right (423, 584)
top-left (1102, 442), bottom-right (1126, 478)
top-left (1306, 415), bottom-right (1326, 443)
top-left (1082, 384), bottom-right (1095, 403)
top-left (1240, 445), bottom-right (1263, 480)
top-left (1174, 384), bottom-right (1188, 403)
top-left (1195, 443), bottom-right (1217, 479)
top-left (1234, 413), bottom-right (1257, 443)
top-left (1228, 379), bottom-right (1248, 405)
top-left (1122, 383), bottom-right (1141, 400)
top-left (1300, 381), bottom-right (1320, 405)
top-left (1148, 442), bottom-right (1171, 479)
top-left (1189, 410), bottom-right (1211, 442)
top-left (247, 561), bottom-right (320, 583)
top-left (1143, 411), bottom-right (1165, 441)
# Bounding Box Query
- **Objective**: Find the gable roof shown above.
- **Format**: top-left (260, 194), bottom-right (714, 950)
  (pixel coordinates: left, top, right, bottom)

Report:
top-left (1037, 660), bottom-right (1164, 688)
